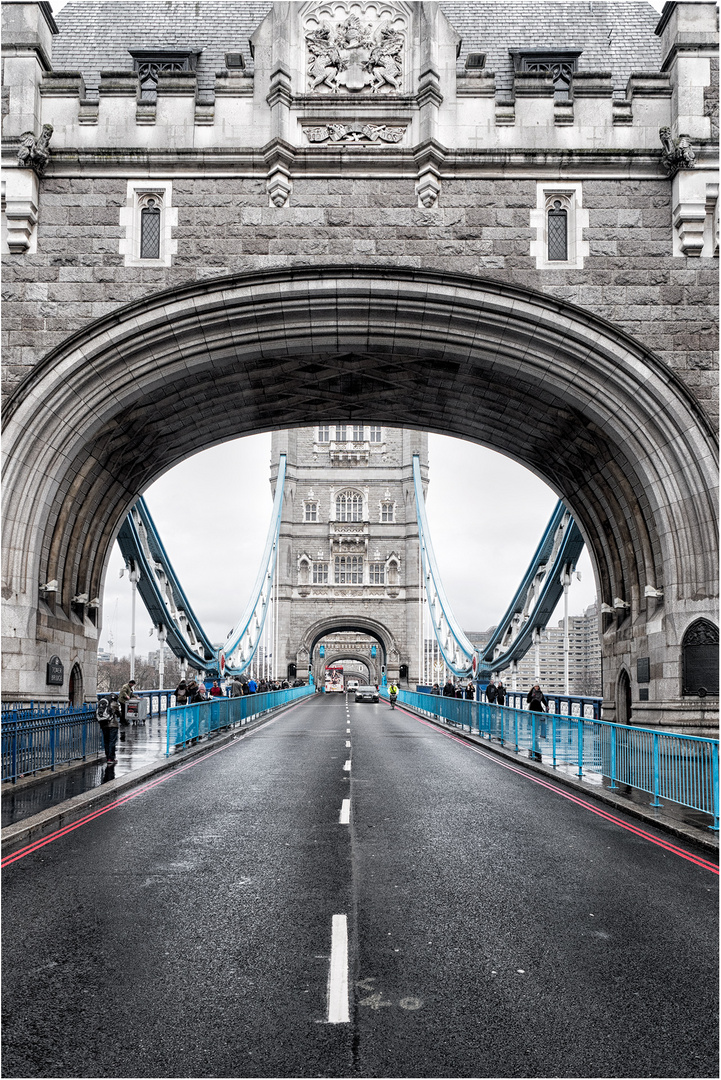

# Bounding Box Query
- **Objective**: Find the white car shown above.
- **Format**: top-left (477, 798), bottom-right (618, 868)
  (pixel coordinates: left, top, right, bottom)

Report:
top-left (346, 679), bottom-right (360, 691)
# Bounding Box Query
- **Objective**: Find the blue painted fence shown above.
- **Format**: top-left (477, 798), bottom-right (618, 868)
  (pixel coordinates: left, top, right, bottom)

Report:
top-left (166, 684), bottom-right (315, 754)
top-left (2, 706), bottom-right (103, 783)
top-left (388, 689), bottom-right (719, 831)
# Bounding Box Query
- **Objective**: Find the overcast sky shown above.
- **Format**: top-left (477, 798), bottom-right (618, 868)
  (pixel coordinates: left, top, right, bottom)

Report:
top-left (44, 0), bottom-right (664, 656)
top-left (101, 434), bottom-right (597, 657)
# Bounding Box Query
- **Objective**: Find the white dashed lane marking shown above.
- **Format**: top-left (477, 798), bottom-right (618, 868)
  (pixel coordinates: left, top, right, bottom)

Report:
top-left (339, 799), bottom-right (350, 824)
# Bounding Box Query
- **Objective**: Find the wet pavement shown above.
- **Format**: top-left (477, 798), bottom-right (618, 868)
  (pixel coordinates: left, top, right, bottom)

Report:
top-left (2, 694), bottom-right (717, 1079)
top-left (1, 714), bottom-right (168, 828)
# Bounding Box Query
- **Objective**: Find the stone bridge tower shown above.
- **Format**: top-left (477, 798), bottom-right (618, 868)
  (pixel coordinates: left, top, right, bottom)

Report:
top-left (271, 427), bottom-right (428, 685)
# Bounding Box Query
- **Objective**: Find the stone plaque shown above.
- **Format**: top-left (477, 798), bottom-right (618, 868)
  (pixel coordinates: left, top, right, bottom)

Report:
top-left (638, 688), bottom-right (649, 701)
top-left (46, 655), bottom-right (64, 686)
top-left (636, 657), bottom-right (650, 684)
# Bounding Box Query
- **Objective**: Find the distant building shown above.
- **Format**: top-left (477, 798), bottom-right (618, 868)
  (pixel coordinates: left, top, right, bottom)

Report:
top-left (474, 604), bottom-right (602, 695)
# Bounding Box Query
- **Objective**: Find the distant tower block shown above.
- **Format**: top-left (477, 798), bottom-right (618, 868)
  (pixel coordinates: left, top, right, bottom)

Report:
top-left (271, 427), bottom-right (428, 685)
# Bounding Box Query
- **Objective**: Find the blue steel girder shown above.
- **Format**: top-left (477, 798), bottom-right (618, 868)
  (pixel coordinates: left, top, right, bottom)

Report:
top-left (412, 454), bottom-right (586, 677)
top-left (221, 453), bottom-right (286, 674)
top-left (116, 500), bottom-right (216, 670)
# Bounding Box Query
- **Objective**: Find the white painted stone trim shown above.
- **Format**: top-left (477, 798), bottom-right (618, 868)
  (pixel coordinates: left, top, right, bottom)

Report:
top-left (530, 181), bottom-right (590, 269)
top-left (119, 179), bottom-right (178, 267)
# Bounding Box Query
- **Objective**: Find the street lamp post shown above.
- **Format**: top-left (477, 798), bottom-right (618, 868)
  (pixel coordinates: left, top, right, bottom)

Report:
top-left (128, 563), bottom-right (140, 681)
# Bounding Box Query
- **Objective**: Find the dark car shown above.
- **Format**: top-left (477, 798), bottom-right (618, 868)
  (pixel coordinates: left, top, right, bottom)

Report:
top-left (354, 685), bottom-right (379, 703)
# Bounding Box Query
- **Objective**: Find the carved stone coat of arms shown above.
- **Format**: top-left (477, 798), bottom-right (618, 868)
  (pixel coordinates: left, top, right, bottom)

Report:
top-left (306, 14), bottom-right (404, 94)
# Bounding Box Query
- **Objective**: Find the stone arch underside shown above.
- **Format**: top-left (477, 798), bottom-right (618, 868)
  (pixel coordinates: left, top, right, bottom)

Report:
top-left (302, 616), bottom-right (397, 669)
top-left (2, 265), bottom-right (718, 709)
top-left (323, 653), bottom-right (374, 680)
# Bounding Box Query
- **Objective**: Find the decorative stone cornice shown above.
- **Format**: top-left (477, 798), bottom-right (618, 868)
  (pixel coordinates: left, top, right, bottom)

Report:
top-left (263, 137), bottom-right (296, 207)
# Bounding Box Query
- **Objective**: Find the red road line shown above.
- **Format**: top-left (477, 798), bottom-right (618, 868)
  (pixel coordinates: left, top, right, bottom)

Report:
top-left (401, 707), bottom-right (719, 875)
top-left (2, 701), bottom-right (307, 868)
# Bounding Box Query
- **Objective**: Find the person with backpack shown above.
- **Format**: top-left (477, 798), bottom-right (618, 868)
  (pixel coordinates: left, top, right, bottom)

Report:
top-left (96, 695), bottom-right (120, 765)
top-left (175, 679), bottom-right (188, 706)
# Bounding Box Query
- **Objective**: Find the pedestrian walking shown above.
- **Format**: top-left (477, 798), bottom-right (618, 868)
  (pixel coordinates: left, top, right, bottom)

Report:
top-left (526, 683), bottom-right (548, 761)
top-left (230, 677), bottom-right (243, 697)
top-left (209, 679), bottom-right (223, 697)
top-left (442, 679), bottom-right (455, 697)
top-left (175, 679), bottom-right (188, 706)
top-left (485, 680), bottom-right (497, 704)
top-left (96, 695), bottom-right (120, 764)
top-left (464, 682), bottom-right (475, 700)
top-left (495, 682), bottom-right (506, 706)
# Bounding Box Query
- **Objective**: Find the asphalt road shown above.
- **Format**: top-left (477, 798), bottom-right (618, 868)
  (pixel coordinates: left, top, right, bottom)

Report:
top-left (2, 694), bottom-right (718, 1078)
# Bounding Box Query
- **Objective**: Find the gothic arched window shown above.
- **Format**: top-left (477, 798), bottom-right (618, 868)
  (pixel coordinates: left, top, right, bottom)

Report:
top-left (336, 490), bottom-right (363, 522)
top-left (547, 199), bottom-right (568, 261)
top-left (682, 619), bottom-right (719, 696)
top-left (140, 198), bottom-right (161, 259)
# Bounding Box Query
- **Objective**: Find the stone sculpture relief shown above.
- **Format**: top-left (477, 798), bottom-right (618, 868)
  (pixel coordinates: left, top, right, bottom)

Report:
top-left (306, 13), bottom-right (404, 94)
top-left (16, 124), bottom-right (53, 173)
top-left (305, 122), bottom-right (405, 143)
top-left (659, 126), bottom-right (697, 176)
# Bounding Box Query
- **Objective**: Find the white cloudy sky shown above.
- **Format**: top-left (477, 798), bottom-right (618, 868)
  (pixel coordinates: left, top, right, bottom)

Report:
top-left (45, 0), bottom-right (664, 654)
top-left (100, 433), bottom-right (598, 656)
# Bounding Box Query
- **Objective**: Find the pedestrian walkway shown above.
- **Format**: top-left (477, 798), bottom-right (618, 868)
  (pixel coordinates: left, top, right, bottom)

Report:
top-left (1, 713), bottom-right (168, 828)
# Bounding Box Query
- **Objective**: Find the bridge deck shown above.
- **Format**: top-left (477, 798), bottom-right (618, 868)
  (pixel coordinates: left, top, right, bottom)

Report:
top-left (2, 694), bottom-right (717, 1078)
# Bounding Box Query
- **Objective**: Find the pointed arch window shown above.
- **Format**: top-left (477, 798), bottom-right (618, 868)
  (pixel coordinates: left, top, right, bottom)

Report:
top-left (682, 619), bottom-right (719, 696)
top-left (336, 490), bottom-right (363, 522)
top-left (547, 200), bottom-right (568, 261)
top-left (140, 198), bottom-right (161, 259)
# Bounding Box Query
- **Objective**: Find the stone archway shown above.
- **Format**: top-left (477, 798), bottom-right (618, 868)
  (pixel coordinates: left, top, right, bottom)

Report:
top-left (323, 653), bottom-right (374, 684)
top-left (302, 615), bottom-right (398, 685)
top-left (68, 662), bottom-right (83, 707)
top-left (2, 265), bottom-right (717, 726)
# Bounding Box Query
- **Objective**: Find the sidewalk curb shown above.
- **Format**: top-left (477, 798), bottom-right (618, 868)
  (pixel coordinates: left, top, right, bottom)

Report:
top-left (401, 705), bottom-right (719, 856)
top-left (1, 702), bottom-right (298, 858)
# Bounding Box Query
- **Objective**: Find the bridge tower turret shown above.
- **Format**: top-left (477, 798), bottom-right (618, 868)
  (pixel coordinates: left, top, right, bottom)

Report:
top-left (271, 426), bottom-right (428, 686)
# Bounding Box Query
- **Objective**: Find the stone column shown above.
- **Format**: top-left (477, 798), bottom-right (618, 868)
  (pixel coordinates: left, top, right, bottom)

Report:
top-left (656, 2), bottom-right (719, 256)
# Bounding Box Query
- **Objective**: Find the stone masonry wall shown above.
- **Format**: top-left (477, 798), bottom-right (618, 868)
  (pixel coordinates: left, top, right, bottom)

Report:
top-left (2, 175), bottom-right (718, 420)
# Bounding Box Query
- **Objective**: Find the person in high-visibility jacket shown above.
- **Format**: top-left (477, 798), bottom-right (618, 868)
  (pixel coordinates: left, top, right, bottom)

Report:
top-left (388, 683), bottom-right (399, 708)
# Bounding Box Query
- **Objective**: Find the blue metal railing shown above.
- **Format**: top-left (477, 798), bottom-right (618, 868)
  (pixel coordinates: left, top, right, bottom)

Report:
top-left (97, 689), bottom-right (175, 717)
top-left (166, 684), bottom-right (315, 754)
top-left (503, 691), bottom-right (601, 720)
top-left (388, 690), bottom-right (719, 830)
top-left (2, 706), bottom-right (103, 783)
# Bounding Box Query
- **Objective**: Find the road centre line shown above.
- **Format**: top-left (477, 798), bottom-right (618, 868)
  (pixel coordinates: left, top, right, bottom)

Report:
top-left (346, 740), bottom-right (351, 747)
top-left (328, 914), bottom-right (350, 1023)
top-left (343, 760), bottom-right (351, 772)
top-left (339, 799), bottom-right (351, 824)
top-left (395, 706), bottom-right (719, 875)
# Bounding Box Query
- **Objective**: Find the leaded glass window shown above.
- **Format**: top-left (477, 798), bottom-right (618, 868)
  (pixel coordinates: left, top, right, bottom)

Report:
top-left (140, 200), bottom-right (161, 259)
top-left (369, 426), bottom-right (382, 443)
top-left (305, 502), bottom-right (318, 522)
top-left (313, 562), bottom-right (329, 584)
top-left (336, 425), bottom-right (348, 441)
top-left (352, 425), bottom-right (363, 441)
top-left (547, 201), bottom-right (568, 261)
top-left (336, 490), bottom-right (363, 522)
top-left (335, 556), bottom-right (363, 584)
top-left (369, 563), bottom-right (385, 585)
top-left (318, 426), bottom-right (330, 442)
top-left (381, 502), bottom-right (394, 523)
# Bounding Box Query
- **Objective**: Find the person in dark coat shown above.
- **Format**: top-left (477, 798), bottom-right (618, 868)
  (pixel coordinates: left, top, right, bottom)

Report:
top-left (464, 683), bottom-right (475, 700)
top-left (485, 680), bottom-right (497, 704)
top-left (495, 682), bottom-right (506, 706)
top-left (175, 679), bottom-right (188, 706)
top-left (442, 680), bottom-right (455, 697)
top-left (97, 695), bottom-right (120, 764)
top-left (526, 684), bottom-right (547, 712)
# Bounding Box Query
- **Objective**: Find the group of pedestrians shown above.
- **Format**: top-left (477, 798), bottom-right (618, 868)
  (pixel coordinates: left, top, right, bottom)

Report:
top-left (429, 677), bottom-right (549, 714)
top-left (174, 675), bottom-right (300, 702)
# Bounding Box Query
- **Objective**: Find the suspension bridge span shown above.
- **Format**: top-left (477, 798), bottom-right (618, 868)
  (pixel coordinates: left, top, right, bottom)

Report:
top-left (115, 440), bottom-right (585, 690)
